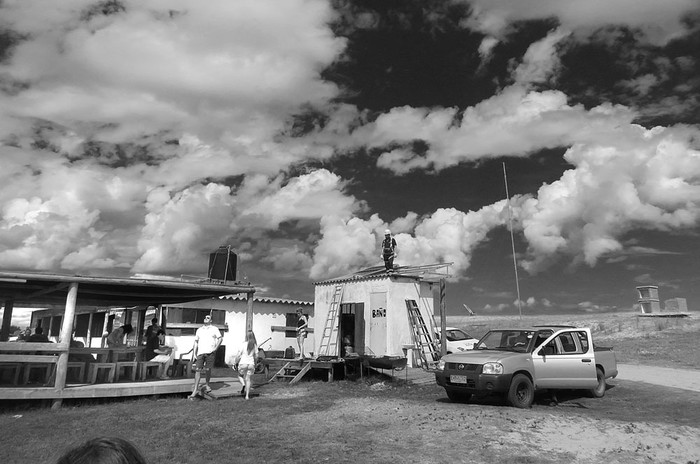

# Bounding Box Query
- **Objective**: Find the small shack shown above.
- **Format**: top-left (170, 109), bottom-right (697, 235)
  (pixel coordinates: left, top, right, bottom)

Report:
top-left (313, 263), bottom-right (451, 368)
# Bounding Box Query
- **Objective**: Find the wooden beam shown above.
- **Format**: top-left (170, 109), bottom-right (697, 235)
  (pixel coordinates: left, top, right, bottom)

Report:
top-left (439, 278), bottom-right (446, 357)
top-left (24, 282), bottom-right (70, 301)
top-left (52, 282), bottom-right (78, 409)
top-left (246, 292), bottom-right (254, 333)
top-left (0, 342), bottom-right (69, 352)
top-left (0, 299), bottom-right (14, 341)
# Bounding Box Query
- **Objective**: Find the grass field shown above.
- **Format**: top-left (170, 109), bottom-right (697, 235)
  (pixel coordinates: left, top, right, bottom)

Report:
top-left (1, 310), bottom-right (699, 464)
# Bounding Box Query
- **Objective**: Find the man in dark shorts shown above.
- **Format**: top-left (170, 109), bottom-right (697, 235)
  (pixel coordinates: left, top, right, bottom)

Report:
top-left (189, 314), bottom-right (222, 400)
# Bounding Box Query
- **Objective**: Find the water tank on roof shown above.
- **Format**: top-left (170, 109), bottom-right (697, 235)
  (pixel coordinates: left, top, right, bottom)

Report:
top-left (208, 246), bottom-right (237, 282)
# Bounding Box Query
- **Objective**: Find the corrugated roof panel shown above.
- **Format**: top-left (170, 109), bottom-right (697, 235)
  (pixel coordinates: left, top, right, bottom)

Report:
top-left (314, 263), bottom-right (452, 285)
top-left (220, 294), bottom-right (313, 306)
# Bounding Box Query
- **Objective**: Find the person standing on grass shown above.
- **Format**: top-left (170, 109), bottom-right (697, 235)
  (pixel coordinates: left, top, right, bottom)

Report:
top-left (189, 314), bottom-right (222, 399)
top-left (233, 330), bottom-right (258, 400)
top-left (296, 308), bottom-right (308, 359)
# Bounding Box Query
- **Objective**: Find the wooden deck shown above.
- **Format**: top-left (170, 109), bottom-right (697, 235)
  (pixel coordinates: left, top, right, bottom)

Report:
top-left (0, 362), bottom-right (438, 403)
top-left (0, 376), bottom-right (243, 400)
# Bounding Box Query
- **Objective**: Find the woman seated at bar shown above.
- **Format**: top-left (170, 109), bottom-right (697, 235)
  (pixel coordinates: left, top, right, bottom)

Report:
top-left (106, 324), bottom-right (133, 347)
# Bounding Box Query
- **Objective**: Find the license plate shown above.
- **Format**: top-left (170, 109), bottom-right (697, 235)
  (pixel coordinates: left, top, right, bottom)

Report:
top-left (450, 375), bottom-right (467, 384)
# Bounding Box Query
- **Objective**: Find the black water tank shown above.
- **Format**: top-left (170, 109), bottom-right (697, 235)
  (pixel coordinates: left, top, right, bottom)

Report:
top-left (208, 246), bottom-right (237, 281)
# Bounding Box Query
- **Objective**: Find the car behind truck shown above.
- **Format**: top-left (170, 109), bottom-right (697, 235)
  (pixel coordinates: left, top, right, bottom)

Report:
top-left (435, 326), bottom-right (617, 408)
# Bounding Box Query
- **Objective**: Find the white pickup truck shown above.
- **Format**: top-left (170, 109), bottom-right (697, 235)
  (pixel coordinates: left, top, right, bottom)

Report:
top-left (435, 326), bottom-right (618, 408)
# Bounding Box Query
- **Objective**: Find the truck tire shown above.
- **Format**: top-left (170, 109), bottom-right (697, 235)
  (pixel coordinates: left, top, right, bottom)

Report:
top-left (507, 374), bottom-right (534, 408)
top-left (446, 389), bottom-right (472, 403)
top-left (590, 367), bottom-right (606, 398)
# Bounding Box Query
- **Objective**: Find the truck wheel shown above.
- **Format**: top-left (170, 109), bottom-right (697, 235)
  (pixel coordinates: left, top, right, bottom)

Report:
top-left (446, 389), bottom-right (472, 403)
top-left (590, 367), bottom-right (606, 398)
top-left (507, 374), bottom-right (534, 408)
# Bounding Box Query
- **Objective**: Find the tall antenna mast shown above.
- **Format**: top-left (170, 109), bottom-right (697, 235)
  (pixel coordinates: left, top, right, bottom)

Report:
top-left (503, 162), bottom-right (523, 321)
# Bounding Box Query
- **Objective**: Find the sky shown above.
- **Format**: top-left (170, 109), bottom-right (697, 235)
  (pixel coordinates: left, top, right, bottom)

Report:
top-left (1, 0), bottom-right (700, 325)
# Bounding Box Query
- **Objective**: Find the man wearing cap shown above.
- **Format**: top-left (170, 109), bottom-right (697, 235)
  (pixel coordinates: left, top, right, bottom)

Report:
top-left (188, 314), bottom-right (222, 399)
top-left (380, 229), bottom-right (397, 271)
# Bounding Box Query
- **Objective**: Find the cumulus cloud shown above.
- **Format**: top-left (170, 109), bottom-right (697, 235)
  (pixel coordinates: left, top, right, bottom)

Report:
top-left (1, 0), bottom-right (699, 315)
top-left (309, 203), bottom-right (508, 280)
top-left (516, 125), bottom-right (700, 272)
top-left (0, 0), bottom-right (358, 278)
top-left (462, 0), bottom-right (699, 46)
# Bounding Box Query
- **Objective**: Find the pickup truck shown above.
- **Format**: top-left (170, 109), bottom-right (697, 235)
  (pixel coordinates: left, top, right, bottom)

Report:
top-left (434, 326), bottom-right (617, 408)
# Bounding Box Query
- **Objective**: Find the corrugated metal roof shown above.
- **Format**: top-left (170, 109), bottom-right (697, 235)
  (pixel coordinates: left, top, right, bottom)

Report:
top-left (220, 294), bottom-right (313, 306)
top-left (0, 270), bottom-right (255, 308)
top-left (314, 263), bottom-right (452, 285)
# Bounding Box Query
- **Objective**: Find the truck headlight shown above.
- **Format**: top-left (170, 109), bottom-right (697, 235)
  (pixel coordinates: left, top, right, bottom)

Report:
top-left (482, 362), bottom-right (503, 375)
top-left (437, 359), bottom-right (445, 371)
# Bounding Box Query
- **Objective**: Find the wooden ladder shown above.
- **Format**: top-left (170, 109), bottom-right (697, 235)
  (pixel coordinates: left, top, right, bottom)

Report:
top-left (269, 361), bottom-right (312, 385)
top-left (317, 284), bottom-right (344, 357)
top-left (405, 299), bottom-right (440, 370)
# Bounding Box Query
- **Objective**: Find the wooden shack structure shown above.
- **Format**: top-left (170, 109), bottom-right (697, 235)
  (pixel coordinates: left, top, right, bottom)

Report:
top-left (0, 270), bottom-right (255, 408)
top-left (161, 295), bottom-right (314, 363)
top-left (312, 263), bottom-right (451, 369)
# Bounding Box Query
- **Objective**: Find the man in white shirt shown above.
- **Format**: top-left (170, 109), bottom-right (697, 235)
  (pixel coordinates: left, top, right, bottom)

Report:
top-left (188, 314), bottom-right (222, 399)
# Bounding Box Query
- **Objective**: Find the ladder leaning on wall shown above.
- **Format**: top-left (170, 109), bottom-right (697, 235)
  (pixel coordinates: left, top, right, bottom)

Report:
top-left (317, 284), bottom-right (345, 357)
top-left (405, 299), bottom-right (440, 370)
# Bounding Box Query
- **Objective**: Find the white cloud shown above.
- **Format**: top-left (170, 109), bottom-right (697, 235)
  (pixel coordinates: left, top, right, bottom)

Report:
top-left (0, 0), bottom-right (357, 278)
top-left (462, 0), bottom-right (699, 45)
top-left (348, 86), bottom-right (637, 173)
top-left (516, 125), bottom-right (700, 272)
top-left (310, 203), bottom-right (509, 280)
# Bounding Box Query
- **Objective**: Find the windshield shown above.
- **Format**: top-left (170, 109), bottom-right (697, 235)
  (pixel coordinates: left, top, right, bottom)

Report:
top-left (474, 330), bottom-right (536, 353)
top-left (444, 329), bottom-right (473, 341)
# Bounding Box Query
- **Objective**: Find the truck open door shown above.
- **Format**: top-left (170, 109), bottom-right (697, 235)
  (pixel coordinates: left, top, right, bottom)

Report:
top-left (532, 329), bottom-right (598, 389)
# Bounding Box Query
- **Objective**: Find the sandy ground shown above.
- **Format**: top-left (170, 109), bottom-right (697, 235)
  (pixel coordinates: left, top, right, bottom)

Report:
top-left (616, 363), bottom-right (700, 392)
top-left (261, 377), bottom-right (700, 464)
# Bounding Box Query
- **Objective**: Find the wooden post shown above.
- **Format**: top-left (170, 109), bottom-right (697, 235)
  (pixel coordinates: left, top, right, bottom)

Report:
top-left (246, 292), bottom-right (254, 333)
top-left (0, 299), bottom-right (14, 342)
top-left (87, 312), bottom-right (94, 347)
top-left (439, 279), bottom-right (447, 357)
top-left (52, 282), bottom-right (78, 410)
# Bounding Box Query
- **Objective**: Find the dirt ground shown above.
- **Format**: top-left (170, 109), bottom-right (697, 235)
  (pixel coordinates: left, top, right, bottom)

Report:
top-left (3, 313), bottom-right (698, 464)
top-left (245, 373), bottom-right (700, 464)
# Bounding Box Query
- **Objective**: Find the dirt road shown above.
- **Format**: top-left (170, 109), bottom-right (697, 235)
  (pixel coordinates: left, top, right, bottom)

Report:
top-left (616, 363), bottom-right (700, 392)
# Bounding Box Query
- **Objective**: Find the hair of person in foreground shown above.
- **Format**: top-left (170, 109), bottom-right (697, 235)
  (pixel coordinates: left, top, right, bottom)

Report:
top-left (55, 436), bottom-right (148, 464)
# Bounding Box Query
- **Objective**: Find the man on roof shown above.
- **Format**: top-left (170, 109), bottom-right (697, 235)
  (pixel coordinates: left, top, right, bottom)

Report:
top-left (380, 229), bottom-right (397, 272)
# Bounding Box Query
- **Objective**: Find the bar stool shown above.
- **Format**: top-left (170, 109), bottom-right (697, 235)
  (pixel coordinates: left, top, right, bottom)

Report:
top-left (66, 362), bottom-right (86, 383)
top-left (87, 363), bottom-right (116, 384)
top-left (22, 363), bottom-right (55, 385)
top-left (172, 357), bottom-right (193, 377)
top-left (0, 363), bottom-right (22, 385)
top-left (139, 361), bottom-right (162, 380)
top-left (115, 361), bottom-right (138, 381)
